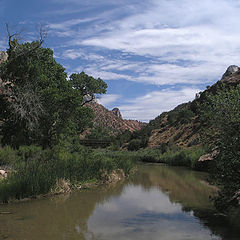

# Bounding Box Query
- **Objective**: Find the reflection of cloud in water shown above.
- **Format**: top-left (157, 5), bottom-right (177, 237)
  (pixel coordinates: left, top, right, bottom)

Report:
top-left (101, 185), bottom-right (181, 214)
top-left (87, 184), bottom-right (221, 240)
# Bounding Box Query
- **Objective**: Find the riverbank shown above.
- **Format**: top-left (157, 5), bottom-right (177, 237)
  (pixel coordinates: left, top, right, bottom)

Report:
top-left (0, 143), bottom-right (135, 203)
top-left (2, 163), bottom-right (238, 240)
top-left (0, 168), bottom-right (128, 204)
top-left (97, 146), bottom-right (209, 171)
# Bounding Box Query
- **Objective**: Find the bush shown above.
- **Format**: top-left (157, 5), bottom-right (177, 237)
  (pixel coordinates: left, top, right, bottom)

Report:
top-left (127, 139), bottom-right (142, 151)
top-left (168, 109), bottom-right (195, 126)
top-left (131, 146), bottom-right (206, 169)
top-left (199, 84), bottom-right (240, 213)
top-left (0, 146), bottom-right (18, 166)
top-left (0, 141), bottom-right (135, 202)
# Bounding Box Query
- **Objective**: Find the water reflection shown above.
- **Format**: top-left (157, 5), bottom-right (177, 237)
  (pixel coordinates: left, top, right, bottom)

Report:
top-left (0, 164), bottom-right (239, 240)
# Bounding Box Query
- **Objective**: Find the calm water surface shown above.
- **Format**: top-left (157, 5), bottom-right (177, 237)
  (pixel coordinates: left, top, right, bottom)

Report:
top-left (0, 164), bottom-right (239, 240)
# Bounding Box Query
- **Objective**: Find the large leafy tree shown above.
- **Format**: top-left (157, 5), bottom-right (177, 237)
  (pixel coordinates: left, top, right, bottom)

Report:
top-left (0, 38), bottom-right (106, 147)
top-left (200, 84), bottom-right (240, 212)
top-left (69, 72), bottom-right (107, 105)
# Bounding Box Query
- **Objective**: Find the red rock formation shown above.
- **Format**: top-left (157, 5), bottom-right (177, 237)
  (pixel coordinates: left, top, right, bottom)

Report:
top-left (86, 102), bottom-right (146, 135)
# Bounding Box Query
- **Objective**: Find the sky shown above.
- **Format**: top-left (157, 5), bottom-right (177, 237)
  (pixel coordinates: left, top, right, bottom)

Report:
top-left (1, 0), bottom-right (240, 122)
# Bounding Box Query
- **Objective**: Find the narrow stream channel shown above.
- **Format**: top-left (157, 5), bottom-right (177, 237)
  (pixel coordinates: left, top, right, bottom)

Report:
top-left (0, 164), bottom-right (239, 240)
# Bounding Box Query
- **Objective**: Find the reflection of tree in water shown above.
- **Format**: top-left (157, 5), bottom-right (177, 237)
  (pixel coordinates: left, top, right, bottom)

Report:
top-left (130, 164), bottom-right (215, 209)
top-left (193, 209), bottom-right (240, 240)
top-left (0, 181), bottom-right (126, 240)
top-left (129, 164), bottom-right (240, 240)
top-left (1, 165), bottom-right (240, 240)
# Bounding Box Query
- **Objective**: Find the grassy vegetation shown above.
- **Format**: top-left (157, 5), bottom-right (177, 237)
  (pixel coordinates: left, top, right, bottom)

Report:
top-left (0, 139), bottom-right (135, 203)
top-left (133, 147), bottom-right (206, 169)
top-left (96, 144), bottom-right (206, 170)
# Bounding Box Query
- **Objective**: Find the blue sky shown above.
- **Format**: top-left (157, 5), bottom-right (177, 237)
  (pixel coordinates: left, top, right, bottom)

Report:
top-left (1, 0), bottom-right (240, 122)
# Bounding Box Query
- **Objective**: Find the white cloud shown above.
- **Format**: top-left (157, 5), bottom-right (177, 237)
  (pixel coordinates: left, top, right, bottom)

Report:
top-left (118, 87), bottom-right (201, 122)
top-left (49, 0), bottom-right (240, 87)
top-left (97, 94), bottom-right (121, 106)
top-left (48, 17), bottom-right (98, 30)
top-left (46, 0), bottom-right (240, 120)
top-left (83, 67), bottom-right (133, 81)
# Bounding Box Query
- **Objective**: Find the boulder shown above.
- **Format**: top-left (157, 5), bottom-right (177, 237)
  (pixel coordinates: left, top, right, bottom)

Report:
top-left (0, 169), bottom-right (7, 178)
top-left (198, 150), bottom-right (218, 162)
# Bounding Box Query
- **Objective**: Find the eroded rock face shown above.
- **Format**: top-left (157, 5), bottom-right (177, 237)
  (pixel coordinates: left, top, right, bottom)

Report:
top-left (221, 65), bottom-right (240, 79)
top-left (112, 108), bottom-right (122, 119)
top-left (84, 102), bottom-right (145, 136)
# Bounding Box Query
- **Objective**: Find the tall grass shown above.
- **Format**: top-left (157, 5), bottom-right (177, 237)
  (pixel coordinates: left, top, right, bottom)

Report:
top-left (0, 142), bottom-right (135, 203)
top-left (110, 146), bottom-right (206, 169)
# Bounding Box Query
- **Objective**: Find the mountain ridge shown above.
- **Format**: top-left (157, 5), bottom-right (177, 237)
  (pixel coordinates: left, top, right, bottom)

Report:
top-left (83, 101), bottom-right (146, 137)
top-left (129, 65), bottom-right (240, 149)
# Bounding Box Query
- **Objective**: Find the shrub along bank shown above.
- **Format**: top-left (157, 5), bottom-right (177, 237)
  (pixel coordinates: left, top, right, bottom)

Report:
top-left (97, 145), bottom-right (207, 170)
top-left (0, 140), bottom-right (135, 203)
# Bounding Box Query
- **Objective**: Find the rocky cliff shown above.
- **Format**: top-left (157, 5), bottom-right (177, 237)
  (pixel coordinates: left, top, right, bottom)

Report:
top-left (85, 102), bottom-right (146, 136)
top-left (145, 65), bottom-right (240, 148)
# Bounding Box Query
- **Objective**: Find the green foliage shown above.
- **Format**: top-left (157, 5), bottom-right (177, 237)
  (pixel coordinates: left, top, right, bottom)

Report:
top-left (113, 131), bottom-right (132, 147)
top-left (127, 146), bottom-right (206, 169)
top-left (168, 109), bottom-right (195, 126)
top-left (0, 40), bottom-right (105, 148)
top-left (94, 150), bottom-right (135, 175)
top-left (127, 139), bottom-right (143, 151)
top-left (69, 72), bottom-right (107, 100)
top-left (86, 126), bottom-right (113, 141)
top-left (199, 84), bottom-right (240, 212)
top-left (0, 142), bottom-right (135, 202)
top-left (0, 146), bottom-right (18, 166)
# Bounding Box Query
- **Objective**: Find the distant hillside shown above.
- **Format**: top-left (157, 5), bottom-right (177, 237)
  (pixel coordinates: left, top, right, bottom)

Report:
top-left (130, 65), bottom-right (240, 149)
top-left (82, 101), bottom-right (146, 138)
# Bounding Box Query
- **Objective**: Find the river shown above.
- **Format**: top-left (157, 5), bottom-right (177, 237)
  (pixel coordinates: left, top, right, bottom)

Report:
top-left (0, 164), bottom-right (239, 240)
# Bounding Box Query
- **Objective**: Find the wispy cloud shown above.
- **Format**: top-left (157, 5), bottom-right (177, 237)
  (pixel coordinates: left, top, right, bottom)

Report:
top-left (118, 87), bottom-right (201, 122)
top-left (97, 94), bottom-right (121, 106)
top-left (49, 0), bottom-right (240, 87)
top-left (48, 17), bottom-right (98, 30)
top-left (40, 0), bottom-right (240, 120)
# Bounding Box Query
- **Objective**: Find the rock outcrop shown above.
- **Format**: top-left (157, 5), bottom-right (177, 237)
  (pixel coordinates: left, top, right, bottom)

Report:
top-left (112, 108), bottom-right (122, 119)
top-left (198, 150), bottom-right (218, 162)
top-left (221, 65), bottom-right (240, 79)
top-left (85, 102), bottom-right (146, 136)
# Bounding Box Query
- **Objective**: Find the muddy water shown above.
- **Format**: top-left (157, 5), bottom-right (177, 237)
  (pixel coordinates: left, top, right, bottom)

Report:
top-left (0, 164), bottom-right (239, 240)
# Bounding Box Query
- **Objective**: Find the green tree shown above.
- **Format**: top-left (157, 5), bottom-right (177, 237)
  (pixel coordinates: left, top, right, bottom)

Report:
top-left (200, 84), bottom-right (240, 212)
top-left (0, 39), bottom-right (106, 147)
top-left (69, 72), bottom-right (107, 105)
